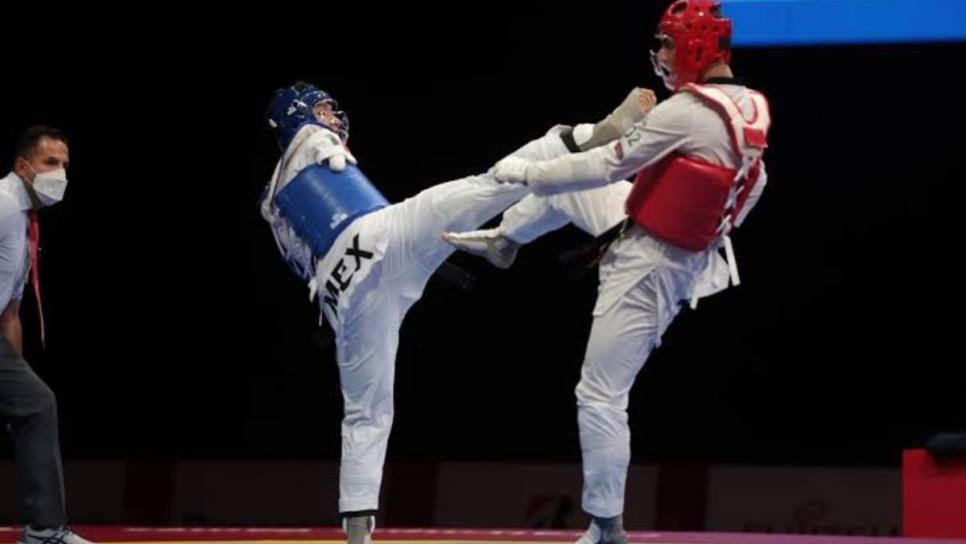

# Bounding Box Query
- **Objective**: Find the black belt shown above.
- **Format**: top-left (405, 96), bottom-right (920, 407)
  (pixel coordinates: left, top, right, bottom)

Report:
top-left (559, 219), bottom-right (627, 268)
top-left (435, 261), bottom-right (475, 292)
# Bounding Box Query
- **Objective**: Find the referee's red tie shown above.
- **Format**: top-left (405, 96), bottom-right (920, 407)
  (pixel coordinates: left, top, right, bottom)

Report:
top-left (28, 210), bottom-right (45, 347)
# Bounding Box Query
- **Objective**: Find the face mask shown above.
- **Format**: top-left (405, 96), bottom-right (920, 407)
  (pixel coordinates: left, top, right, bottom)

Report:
top-left (24, 164), bottom-right (69, 206)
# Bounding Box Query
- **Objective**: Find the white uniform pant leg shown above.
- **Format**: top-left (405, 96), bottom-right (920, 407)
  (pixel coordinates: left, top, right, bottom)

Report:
top-left (334, 277), bottom-right (407, 513)
top-left (502, 181), bottom-right (632, 243)
top-left (575, 269), bottom-right (683, 518)
top-left (381, 175), bottom-right (530, 280)
top-left (542, 181), bottom-right (631, 237)
top-left (500, 194), bottom-right (571, 243)
top-left (386, 128), bottom-right (572, 271)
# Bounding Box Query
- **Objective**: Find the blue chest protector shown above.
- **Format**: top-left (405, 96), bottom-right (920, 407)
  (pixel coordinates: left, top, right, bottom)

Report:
top-left (274, 164), bottom-right (389, 257)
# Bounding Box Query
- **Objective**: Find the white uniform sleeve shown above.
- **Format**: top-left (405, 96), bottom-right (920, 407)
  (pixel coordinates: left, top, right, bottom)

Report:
top-left (278, 126), bottom-right (348, 187)
top-left (0, 213), bottom-right (22, 309)
top-left (525, 98), bottom-right (695, 196)
top-left (733, 160), bottom-right (767, 228)
top-left (503, 124), bottom-right (584, 162)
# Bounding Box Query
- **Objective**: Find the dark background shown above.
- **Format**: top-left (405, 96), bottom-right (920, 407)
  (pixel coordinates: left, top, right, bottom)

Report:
top-left (2, 6), bottom-right (964, 468)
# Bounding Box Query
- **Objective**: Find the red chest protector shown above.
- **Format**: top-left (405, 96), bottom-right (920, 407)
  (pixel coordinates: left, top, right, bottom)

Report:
top-left (625, 84), bottom-right (771, 251)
